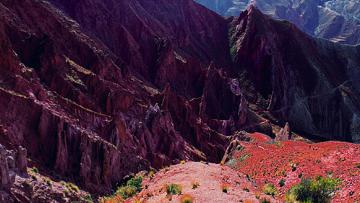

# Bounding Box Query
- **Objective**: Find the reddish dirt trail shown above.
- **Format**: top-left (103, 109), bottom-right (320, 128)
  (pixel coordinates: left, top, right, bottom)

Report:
top-left (133, 162), bottom-right (277, 203)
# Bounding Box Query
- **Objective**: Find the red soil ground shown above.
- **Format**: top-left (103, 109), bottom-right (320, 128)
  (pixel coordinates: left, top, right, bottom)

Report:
top-left (229, 133), bottom-right (360, 202)
top-left (103, 133), bottom-right (360, 203)
top-left (132, 162), bottom-right (277, 203)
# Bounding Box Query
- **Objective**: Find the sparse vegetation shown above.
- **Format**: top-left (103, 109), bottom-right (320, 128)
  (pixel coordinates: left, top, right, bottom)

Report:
top-left (239, 154), bottom-right (251, 162)
top-left (62, 181), bottom-right (80, 194)
top-left (99, 195), bottom-right (123, 203)
top-left (148, 170), bottom-right (155, 179)
top-left (226, 158), bottom-right (237, 168)
top-left (222, 185), bottom-right (229, 193)
top-left (30, 166), bottom-right (39, 174)
top-left (192, 182), bottom-right (200, 189)
top-left (274, 141), bottom-right (283, 147)
top-left (263, 183), bottom-right (277, 197)
top-left (166, 183), bottom-right (182, 195)
top-left (260, 198), bottom-right (271, 203)
top-left (236, 145), bottom-right (244, 151)
top-left (82, 194), bottom-right (93, 203)
top-left (43, 177), bottom-right (52, 187)
top-left (279, 179), bottom-right (285, 187)
top-left (246, 174), bottom-right (252, 181)
top-left (291, 163), bottom-right (297, 171)
top-left (116, 186), bottom-right (137, 200)
top-left (116, 176), bottom-right (143, 199)
top-left (180, 194), bottom-right (194, 203)
top-left (285, 176), bottom-right (341, 203)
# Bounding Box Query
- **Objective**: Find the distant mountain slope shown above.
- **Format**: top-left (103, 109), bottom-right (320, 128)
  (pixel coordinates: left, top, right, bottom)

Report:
top-left (230, 6), bottom-right (360, 141)
top-left (195, 0), bottom-right (360, 45)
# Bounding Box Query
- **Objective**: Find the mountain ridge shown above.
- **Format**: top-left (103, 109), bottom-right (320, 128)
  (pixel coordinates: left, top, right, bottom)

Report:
top-left (0, 0), bottom-right (360, 202)
top-left (196, 0), bottom-right (360, 45)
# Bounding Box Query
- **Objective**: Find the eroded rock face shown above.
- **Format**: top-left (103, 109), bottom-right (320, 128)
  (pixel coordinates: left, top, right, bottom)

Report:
top-left (0, 0), bottom-right (240, 194)
top-left (1, 0), bottom-right (360, 196)
top-left (229, 6), bottom-right (360, 141)
top-left (0, 144), bottom-right (27, 202)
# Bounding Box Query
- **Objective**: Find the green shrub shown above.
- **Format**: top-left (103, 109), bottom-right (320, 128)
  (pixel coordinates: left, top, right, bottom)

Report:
top-left (180, 194), bottom-right (194, 203)
top-left (127, 176), bottom-right (143, 192)
top-left (192, 182), bottom-right (200, 189)
top-left (82, 194), bottom-right (93, 203)
top-left (279, 179), bottom-right (285, 187)
top-left (116, 185), bottom-right (137, 199)
top-left (116, 176), bottom-right (143, 199)
top-left (166, 184), bottom-right (182, 195)
top-left (260, 199), bottom-right (271, 203)
top-left (65, 182), bottom-right (80, 193)
top-left (30, 167), bottom-right (39, 174)
top-left (263, 183), bottom-right (277, 196)
top-left (286, 176), bottom-right (341, 203)
top-left (222, 185), bottom-right (228, 193)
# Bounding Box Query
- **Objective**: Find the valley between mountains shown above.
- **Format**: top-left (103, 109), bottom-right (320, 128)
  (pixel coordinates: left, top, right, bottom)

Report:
top-left (0, 0), bottom-right (360, 202)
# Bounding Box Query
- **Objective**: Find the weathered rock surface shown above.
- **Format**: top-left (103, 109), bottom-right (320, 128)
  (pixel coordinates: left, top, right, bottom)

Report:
top-left (0, 144), bottom-right (27, 202)
top-left (230, 6), bottom-right (360, 141)
top-left (0, 0), bottom-right (243, 194)
top-left (0, 0), bottom-right (360, 200)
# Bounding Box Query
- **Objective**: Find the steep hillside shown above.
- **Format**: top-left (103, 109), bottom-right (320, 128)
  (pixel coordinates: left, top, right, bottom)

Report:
top-left (229, 6), bottom-right (360, 142)
top-left (196, 0), bottom-right (360, 45)
top-left (0, 0), bottom-right (360, 202)
top-left (0, 0), bottom-right (227, 196)
top-left (224, 133), bottom-right (360, 202)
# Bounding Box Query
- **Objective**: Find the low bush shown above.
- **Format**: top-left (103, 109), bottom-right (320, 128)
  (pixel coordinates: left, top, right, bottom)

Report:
top-left (30, 167), bottom-right (39, 174)
top-left (166, 183), bottom-right (182, 195)
top-left (286, 176), bottom-right (341, 203)
top-left (180, 194), bottom-right (194, 203)
top-left (260, 198), bottom-right (271, 203)
top-left (116, 176), bottom-right (143, 199)
top-left (263, 183), bottom-right (277, 196)
top-left (192, 182), bottom-right (200, 189)
top-left (279, 179), bottom-right (285, 187)
top-left (222, 184), bottom-right (229, 193)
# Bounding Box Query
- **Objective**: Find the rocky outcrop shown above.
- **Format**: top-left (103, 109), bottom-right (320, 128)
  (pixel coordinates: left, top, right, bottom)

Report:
top-left (0, 144), bottom-right (27, 202)
top-left (0, 0), bottom-right (236, 194)
top-left (229, 6), bottom-right (360, 141)
top-left (48, 0), bottom-right (232, 94)
top-left (275, 123), bottom-right (291, 141)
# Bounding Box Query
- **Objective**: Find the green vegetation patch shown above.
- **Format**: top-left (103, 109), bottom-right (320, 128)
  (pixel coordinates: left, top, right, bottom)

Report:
top-left (166, 183), bottom-right (182, 195)
top-left (286, 176), bottom-right (341, 203)
top-left (116, 176), bottom-right (143, 199)
top-left (263, 183), bottom-right (277, 196)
